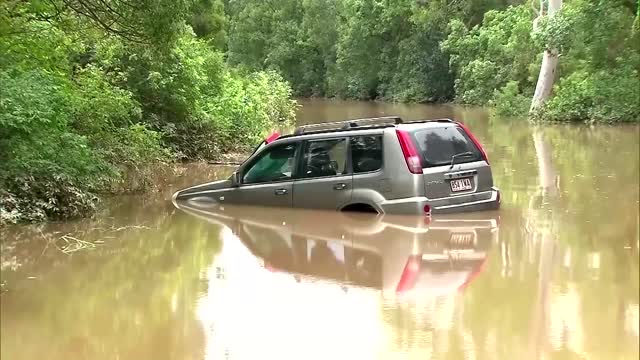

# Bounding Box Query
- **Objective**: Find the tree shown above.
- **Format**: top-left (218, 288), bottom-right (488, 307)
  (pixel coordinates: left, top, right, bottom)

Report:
top-left (0, 0), bottom-right (298, 223)
top-left (529, 0), bottom-right (562, 113)
top-left (190, 0), bottom-right (227, 49)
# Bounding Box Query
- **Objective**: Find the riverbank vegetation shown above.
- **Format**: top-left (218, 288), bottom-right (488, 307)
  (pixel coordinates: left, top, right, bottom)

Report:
top-left (0, 0), bottom-right (296, 224)
top-left (227, 0), bottom-right (639, 122)
top-left (2, 0), bottom-right (638, 224)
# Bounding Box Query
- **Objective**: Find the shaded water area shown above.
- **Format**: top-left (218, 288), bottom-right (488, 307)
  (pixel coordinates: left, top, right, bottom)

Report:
top-left (1, 99), bottom-right (639, 359)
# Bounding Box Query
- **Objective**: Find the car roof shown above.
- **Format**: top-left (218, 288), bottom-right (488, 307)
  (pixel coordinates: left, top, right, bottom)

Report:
top-left (277, 126), bottom-right (388, 142)
top-left (275, 117), bottom-right (457, 143)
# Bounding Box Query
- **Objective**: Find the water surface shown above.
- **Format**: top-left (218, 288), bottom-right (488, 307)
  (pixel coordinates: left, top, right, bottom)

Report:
top-left (1, 99), bottom-right (638, 360)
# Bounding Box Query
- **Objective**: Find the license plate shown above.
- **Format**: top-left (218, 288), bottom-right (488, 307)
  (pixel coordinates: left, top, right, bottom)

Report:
top-left (450, 177), bottom-right (473, 192)
top-left (444, 249), bottom-right (474, 260)
top-left (449, 232), bottom-right (474, 246)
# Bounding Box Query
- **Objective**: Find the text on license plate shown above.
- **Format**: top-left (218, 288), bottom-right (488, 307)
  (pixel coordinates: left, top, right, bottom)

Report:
top-left (450, 232), bottom-right (474, 245)
top-left (450, 178), bottom-right (473, 192)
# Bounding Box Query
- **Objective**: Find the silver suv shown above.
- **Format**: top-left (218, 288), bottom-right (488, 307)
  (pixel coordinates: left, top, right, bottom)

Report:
top-left (172, 116), bottom-right (500, 215)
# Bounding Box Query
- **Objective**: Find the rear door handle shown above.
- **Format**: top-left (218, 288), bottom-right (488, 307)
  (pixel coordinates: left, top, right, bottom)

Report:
top-left (274, 188), bottom-right (288, 195)
top-left (333, 183), bottom-right (347, 190)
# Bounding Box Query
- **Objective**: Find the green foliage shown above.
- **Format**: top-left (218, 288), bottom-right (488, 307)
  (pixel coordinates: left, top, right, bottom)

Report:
top-left (212, 70), bottom-right (297, 149)
top-left (67, 66), bottom-right (168, 176)
top-left (535, 0), bottom-right (640, 122)
top-left (531, 8), bottom-right (574, 51)
top-left (0, 69), bottom-right (102, 223)
top-left (0, 175), bottom-right (97, 224)
top-left (0, 0), bottom-right (297, 223)
top-left (2, 0), bottom-right (638, 223)
top-left (443, 0), bottom-right (640, 123)
top-left (227, 0), bottom-right (327, 97)
top-left (112, 34), bottom-right (295, 160)
top-left (326, 0), bottom-right (454, 101)
top-left (536, 67), bottom-right (640, 123)
top-left (298, 0), bottom-right (339, 96)
top-left (0, 70), bottom-right (108, 185)
top-left (491, 81), bottom-right (531, 117)
top-left (227, 0), bottom-right (472, 102)
top-left (225, 0), bottom-right (529, 102)
top-left (0, 65), bottom-right (167, 224)
top-left (328, 0), bottom-right (384, 99)
top-left (442, 5), bottom-right (538, 105)
top-left (377, 0), bottom-right (456, 102)
top-left (190, 0), bottom-right (227, 48)
top-left (165, 69), bottom-right (296, 159)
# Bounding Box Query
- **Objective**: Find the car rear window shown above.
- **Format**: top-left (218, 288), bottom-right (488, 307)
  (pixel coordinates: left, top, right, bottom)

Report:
top-left (410, 126), bottom-right (482, 167)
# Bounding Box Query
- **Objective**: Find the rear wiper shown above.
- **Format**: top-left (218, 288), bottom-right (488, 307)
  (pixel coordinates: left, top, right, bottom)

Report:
top-left (450, 151), bottom-right (473, 169)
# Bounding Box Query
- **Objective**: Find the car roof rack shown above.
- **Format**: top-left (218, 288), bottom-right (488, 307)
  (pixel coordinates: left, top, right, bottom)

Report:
top-left (293, 116), bottom-right (403, 135)
top-left (404, 118), bottom-right (455, 124)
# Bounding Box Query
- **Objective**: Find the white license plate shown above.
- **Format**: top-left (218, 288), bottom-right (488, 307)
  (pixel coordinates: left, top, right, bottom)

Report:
top-left (449, 232), bottom-right (474, 245)
top-left (450, 177), bottom-right (473, 192)
top-left (444, 249), bottom-right (474, 260)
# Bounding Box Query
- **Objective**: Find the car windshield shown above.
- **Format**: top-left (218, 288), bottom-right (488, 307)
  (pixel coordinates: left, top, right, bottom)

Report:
top-left (410, 126), bottom-right (482, 167)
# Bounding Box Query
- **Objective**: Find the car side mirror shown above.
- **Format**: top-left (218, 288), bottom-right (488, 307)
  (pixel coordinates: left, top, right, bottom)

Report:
top-left (231, 171), bottom-right (241, 187)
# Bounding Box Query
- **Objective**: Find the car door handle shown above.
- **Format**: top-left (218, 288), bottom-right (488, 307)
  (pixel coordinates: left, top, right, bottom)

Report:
top-left (333, 183), bottom-right (347, 190)
top-left (274, 188), bottom-right (288, 195)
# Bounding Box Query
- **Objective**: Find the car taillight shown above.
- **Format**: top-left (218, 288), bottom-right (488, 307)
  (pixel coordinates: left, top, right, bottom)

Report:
top-left (396, 130), bottom-right (422, 174)
top-left (455, 122), bottom-right (489, 164)
top-left (458, 257), bottom-right (488, 292)
top-left (396, 255), bottom-right (421, 293)
top-left (265, 131), bottom-right (280, 144)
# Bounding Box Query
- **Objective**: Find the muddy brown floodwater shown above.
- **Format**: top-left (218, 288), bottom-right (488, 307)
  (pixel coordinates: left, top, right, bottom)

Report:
top-left (1, 99), bottom-right (639, 360)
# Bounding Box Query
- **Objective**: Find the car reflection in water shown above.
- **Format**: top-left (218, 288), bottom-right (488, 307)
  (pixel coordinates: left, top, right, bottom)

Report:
top-left (175, 201), bottom-right (499, 359)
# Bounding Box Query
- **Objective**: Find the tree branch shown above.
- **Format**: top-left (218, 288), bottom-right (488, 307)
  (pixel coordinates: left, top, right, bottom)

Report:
top-left (60, 0), bottom-right (148, 43)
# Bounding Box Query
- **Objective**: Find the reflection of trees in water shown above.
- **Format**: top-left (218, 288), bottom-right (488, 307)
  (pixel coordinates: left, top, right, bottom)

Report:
top-left (524, 127), bottom-right (640, 359)
top-left (384, 295), bottom-right (456, 357)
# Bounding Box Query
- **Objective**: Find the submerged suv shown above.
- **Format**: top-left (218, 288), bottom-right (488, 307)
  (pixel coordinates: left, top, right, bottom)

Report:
top-left (172, 116), bottom-right (500, 215)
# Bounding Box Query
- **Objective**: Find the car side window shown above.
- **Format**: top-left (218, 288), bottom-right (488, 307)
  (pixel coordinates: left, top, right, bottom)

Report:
top-left (351, 135), bottom-right (383, 173)
top-left (301, 138), bottom-right (347, 178)
top-left (242, 142), bottom-right (297, 184)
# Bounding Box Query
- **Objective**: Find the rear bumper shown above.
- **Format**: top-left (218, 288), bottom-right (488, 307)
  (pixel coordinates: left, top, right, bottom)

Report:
top-left (378, 187), bottom-right (500, 215)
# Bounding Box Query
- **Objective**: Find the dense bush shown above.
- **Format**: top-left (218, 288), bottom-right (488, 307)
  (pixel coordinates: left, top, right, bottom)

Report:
top-left (0, 70), bottom-right (112, 186)
top-left (227, 0), bottom-right (534, 102)
top-left (227, 0), bottom-right (517, 102)
top-left (537, 67), bottom-right (640, 123)
top-left (535, 0), bottom-right (640, 123)
top-left (0, 69), bottom-right (111, 223)
top-left (441, 5), bottom-right (539, 106)
top-left (442, 0), bottom-right (639, 122)
top-left (226, 0), bottom-right (638, 120)
top-left (0, 1), bottom-right (296, 224)
top-left (491, 81), bottom-right (531, 117)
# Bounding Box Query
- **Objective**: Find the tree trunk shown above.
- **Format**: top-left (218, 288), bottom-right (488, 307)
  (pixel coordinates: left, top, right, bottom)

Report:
top-left (530, 0), bottom-right (563, 113)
